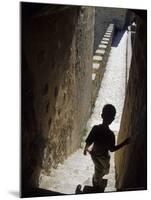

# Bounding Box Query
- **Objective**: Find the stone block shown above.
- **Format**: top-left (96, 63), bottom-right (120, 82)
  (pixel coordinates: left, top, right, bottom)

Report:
top-left (105, 32), bottom-right (112, 36)
top-left (92, 73), bottom-right (96, 81)
top-left (95, 49), bottom-right (105, 55)
top-left (92, 63), bottom-right (100, 70)
top-left (107, 28), bottom-right (113, 31)
top-left (101, 40), bottom-right (109, 45)
top-left (98, 44), bottom-right (107, 49)
top-left (93, 55), bottom-right (103, 62)
top-left (106, 30), bottom-right (112, 33)
top-left (104, 35), bottom-right (111, 38)
top-left (102, 37), bottom-right (110, 41)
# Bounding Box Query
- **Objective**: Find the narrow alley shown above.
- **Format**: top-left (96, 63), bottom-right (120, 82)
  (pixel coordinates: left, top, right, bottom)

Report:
top-left (39, 30), bottom-right (128, 194)
top-left (21, 4), bottom-right (147, 197)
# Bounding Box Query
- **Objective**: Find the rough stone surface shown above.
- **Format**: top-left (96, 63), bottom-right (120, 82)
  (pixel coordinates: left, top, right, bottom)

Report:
top-left (115, 13), bottom-right (147, 191)
top-left (74, 7), bottom-right (95, 153)
top-left (21, 5), bottom-right (94, 192)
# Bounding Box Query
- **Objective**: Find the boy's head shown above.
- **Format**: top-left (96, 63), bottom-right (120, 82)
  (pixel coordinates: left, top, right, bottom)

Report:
top-left (101, 104), bottom-right (116, 125)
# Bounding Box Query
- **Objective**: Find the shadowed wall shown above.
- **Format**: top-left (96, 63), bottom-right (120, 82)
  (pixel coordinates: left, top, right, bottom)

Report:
top-left (115, 10), bottom-right (147, 191)
top-left (21, 3), bottom-right (94, 194)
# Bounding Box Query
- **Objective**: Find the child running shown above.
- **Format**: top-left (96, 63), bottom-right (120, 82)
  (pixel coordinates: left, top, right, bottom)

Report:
top-left (83, 104), bottom-right (130, 189)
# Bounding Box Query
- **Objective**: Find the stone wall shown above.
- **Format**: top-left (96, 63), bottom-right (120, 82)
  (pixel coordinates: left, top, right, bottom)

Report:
top-left (74, 7), bottom-right (95, 149)
top-left (115, 10), bottom-right (147, 191)
top-left (94, 7), bottom-right (127, 52)
top-left (21, 3), bottom-right (94, 193)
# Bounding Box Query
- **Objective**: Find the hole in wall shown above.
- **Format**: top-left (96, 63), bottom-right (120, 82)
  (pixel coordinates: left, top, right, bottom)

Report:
top-left (43, 83), bottom-right (49, 95)
top-left (54, 86), bottom-right (58, 98)
top-left (48, 118), bottom-right (52, 128)
top-left (46, 102), bottom-right (50, 113)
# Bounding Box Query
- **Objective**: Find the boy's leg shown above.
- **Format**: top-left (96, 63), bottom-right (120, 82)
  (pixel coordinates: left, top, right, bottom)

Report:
top-left (91, 155), bottom-right (110, 188)
top-left (93, 163), bottom-right (105, 188)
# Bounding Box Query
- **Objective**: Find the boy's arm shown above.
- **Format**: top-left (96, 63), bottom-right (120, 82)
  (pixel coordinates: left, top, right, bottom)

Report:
top-left (83, 143), bottom-right (91, 155)
top-left (83, 126), bottom-right (96, 155)
top-left (110, 137), bottom-right (130, 152)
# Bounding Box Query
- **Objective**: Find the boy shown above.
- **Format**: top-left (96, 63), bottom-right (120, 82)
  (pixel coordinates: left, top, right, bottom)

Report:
top-left (83, 104), bottom-right (130, 189)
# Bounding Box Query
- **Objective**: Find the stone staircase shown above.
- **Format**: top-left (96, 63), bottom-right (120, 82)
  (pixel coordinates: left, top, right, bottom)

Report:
top-left (92, 24), bottom-right (114, 107)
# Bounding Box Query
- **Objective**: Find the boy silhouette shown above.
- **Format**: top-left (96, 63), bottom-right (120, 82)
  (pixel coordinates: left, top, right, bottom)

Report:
top-left (83, 104), bottom-right (130, 189)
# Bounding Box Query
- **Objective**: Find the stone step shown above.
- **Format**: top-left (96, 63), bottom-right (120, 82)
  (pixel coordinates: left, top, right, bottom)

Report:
top-left (95, 49), bottom-right (105, 55)
top-left (108, 26), bottom-right (114, 29)
top-left (92, 63), bottom-right (100, 70)
top-left (104, 35), bottom-right (111, 38)
top-left (92, 73), bottom-right (96, 81)
top-left (93, 55), bottom-right (103, 62)
top-left (108, 25), bottom-right (114, 29)
top-left (106, 30), bottom-right (112, 33)
top-left (106, 31), bottom-right (113, 34)
top-left (98, 44), bottom-right (107, 49)
top-left (101, 40), bottom-right (109, 45)
top-left (105, 32), bottom-right (112, 36)
top-left (102, 37), bottom-right (110, 41)
top-left (107, 27), bottom-right (113, 30)
top-left (105, 31), bottom-right (112, 36)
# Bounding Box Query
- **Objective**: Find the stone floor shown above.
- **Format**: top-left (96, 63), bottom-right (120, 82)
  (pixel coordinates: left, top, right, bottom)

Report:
top-left (39, 30), bottom-right (128, 194)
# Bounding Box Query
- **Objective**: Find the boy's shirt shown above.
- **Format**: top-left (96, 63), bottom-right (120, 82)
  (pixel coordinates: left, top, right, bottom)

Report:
top-left (85, 124), bottom-right (115, 157)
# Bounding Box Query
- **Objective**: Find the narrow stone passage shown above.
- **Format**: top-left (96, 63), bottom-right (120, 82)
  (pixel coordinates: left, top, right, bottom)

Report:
top-left (39, 30), bottom-right (128, 194)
